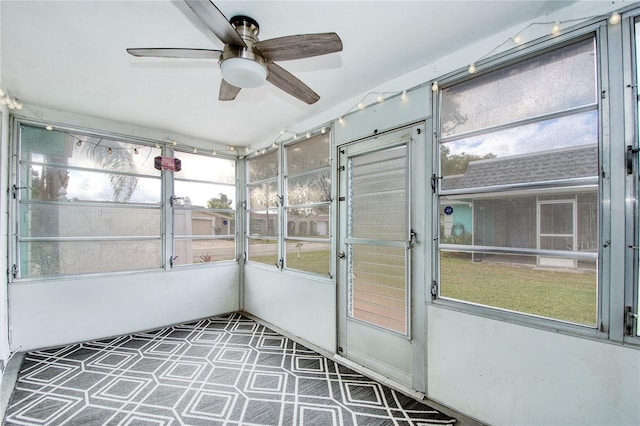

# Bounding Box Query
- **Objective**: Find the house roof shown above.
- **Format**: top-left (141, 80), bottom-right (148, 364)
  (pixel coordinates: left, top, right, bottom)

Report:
top-left (441, 144), bottom-right (598, 191)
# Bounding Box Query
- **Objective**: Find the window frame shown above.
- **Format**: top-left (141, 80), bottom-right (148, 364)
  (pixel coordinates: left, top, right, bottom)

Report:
top-left (244, 128), bottom-right (335, 280)
top-left (623, 12), bottom-right (640, 344)
top-left (171, 149), bottom-right (237, 267)
top-left (9, 118), bottom-right (239, 281)
top-left (283, 134), bottom-right (332, 277)
top-left (431, 24), bottom-right (610, 339)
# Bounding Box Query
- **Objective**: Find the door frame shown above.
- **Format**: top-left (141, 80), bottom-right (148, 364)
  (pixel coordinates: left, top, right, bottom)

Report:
top-left (336, 121), bottom-right (428, 393)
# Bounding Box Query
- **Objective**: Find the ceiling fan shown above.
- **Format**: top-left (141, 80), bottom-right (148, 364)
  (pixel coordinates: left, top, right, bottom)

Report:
top-left (127, 0), bottom-right (343, 104)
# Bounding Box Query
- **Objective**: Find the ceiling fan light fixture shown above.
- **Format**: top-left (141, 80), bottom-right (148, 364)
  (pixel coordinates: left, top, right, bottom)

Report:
top-left (220, 57), bottom-right (267, 88)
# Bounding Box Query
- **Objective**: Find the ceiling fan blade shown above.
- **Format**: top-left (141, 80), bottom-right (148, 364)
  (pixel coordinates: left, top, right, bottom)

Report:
top-left (266, 62), bottom-right (320, 104)
top-left (219, 79), bottom-right (241, 101)
top-left (254, 33), bottom-right (343, 62)
top-left (127, 48), bottom-right (222, 59)
top-left (184, 0), bottom-right (246, 48)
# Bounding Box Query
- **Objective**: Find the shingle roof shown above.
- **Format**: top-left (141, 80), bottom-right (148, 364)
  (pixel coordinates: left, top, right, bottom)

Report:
top-left (441, 144), bottom-right (598, 191)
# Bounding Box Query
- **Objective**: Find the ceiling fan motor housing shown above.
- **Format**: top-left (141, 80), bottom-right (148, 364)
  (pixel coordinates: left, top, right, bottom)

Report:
top-left (219, 15), bottom-right (268, 88)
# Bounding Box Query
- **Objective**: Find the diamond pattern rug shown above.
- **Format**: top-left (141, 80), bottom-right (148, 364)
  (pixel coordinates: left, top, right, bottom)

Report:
top-left (4, 313), bottom-right (456, 425)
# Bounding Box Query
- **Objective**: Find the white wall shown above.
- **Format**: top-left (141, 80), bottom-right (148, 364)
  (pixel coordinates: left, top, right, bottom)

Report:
top-left (0, 106), bottom-right (9, 371)
top-left (10, 264), bottom-right (239, 351)
top-left (427, 308), bottom-right (640, 425)
top-left (243, 265), bottom-right (335, 352)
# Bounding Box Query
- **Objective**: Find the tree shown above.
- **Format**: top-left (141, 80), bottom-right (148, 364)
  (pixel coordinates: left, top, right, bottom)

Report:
top-left (207, 193), bottom-right (232, 209)
top-left (440, 144), bottom-right (496, 176)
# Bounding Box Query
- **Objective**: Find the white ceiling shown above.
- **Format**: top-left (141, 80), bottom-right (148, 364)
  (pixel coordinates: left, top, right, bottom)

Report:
top-left (1, 0), bottom-right (576, 148)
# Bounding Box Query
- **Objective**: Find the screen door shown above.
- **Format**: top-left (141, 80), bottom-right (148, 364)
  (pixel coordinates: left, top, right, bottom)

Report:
top-left (337, 126), bottom-right (417, 386)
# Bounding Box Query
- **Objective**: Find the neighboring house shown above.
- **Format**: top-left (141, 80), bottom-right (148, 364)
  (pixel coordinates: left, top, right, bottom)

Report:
top-left (441, 144), bottom-right (598, 269)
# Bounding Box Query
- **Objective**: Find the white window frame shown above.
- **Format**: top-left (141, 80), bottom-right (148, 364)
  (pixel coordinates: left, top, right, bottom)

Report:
top-left (432, 23), bottom-right (610, 340)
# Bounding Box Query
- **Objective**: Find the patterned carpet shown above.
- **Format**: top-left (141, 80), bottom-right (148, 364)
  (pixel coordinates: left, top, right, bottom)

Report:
top-left (4, 313), bottom-right (456, 425)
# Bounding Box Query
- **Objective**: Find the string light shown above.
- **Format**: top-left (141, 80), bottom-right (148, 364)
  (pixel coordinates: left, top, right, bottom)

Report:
top-left (338, 116), bottom-right (345, 124)
top-left (401, 90), bottom-right (407, 101)
top-left (212, 149), bottom-right (217, 155)
top-left (133, 148), bottom-right (139, 154)
top-left (46, 125), bottom-right (53, 131)
top-left (609, 11), bottom-right (621, 25)
top-left (193, 147), bottom-right (198, 154)
top-left (172, 140), bottom-right (177, 146)
top-left (229, 146), bottom-right (235, 151)
top-left (107, 148), bottom-right (113, 155)
top-left (272, 142), bottom-right (278, 148)
top-left (513, 35), bottom-right (523, 45)
top-left (76, 140), bottom-right (82, 147)
top-left (468, 63), bottom-right (477, 74)
top-left (377, 94), bottom-right (384, 103)
top-left (431, 81), bottom-right (439, 92)
top-left (551, 20), bottom-right (561, 36)
top-left (357, 102), bottom-right (365, 110)
top-left (320, 128), bottom-right (326, 134)
top-left (306, 132), bottom-right (311, 139)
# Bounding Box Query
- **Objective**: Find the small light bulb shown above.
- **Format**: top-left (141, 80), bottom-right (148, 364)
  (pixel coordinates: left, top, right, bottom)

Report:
top-left (280, 129), bottom-right (285, 135)
top-left (551, 21), bottom-right (561, 36)
top-left (468, 63), bottom-right (477, 74)
top-left (212, 150), bottom-right (217, 155)
top-left (134, 148), bottom-right (139, 154)
top-left (229, 146), bottom-right (235, 151)
top-left (46, 125), bottom-right (53, 131)
top-left (7, 101), bottom-right (15, 110)
top-left (357, 102), bottom-right (364, 110)
top-left (155, 143), bottom-right (161, 149)
top-left (321, 128), bottom-right (326, 134)
top-left (0, 88), bottom-right (4, 97)
top-left (293, 133), bottom-right (297, 139)
top-left (338, 116), bottom-right (345, 124)
top-left (108, 148), bottom-right (113, 155)
top-left (306, 132), bottom-right (311, 139)
top-left (431, 81), bottom-right (439, 92)
top-left (15, 101), bottom-right (23, 110)
top-left (609, 12), bottom-right (621, 25)
top-left (193, 147), bottom-right (198, 154)
top-left (377, 95), bottom-right (384, 103)
top-left (245, 147), bottom-right (251, 154)
top-left (272, 142), bottom-right (278, 148)
top-left (401, 90), bottom-right (407, 101)
top-left (262, 149), bottom-right (267, 154)
top-left (76, 140), bottom-right (82, 147)
top-left (514, 35), bottom-right (523, 44)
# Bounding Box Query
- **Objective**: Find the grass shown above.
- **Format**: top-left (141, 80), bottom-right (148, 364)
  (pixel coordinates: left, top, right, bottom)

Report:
top-left (251, 249), bottom-right (330, 276)
top-left (440, 256), bottom-right (597, 325)
top-left (251, 250), bottom-right (597, 326)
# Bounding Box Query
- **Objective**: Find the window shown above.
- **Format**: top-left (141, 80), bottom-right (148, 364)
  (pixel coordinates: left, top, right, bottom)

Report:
top-left (173, 151), bottom-right (236, 266)
top-left (246, 150), bottom-right (279, 266)
top-left (15, 124), bottom-right (162, 277)
top-left (284, 134), bottom-right (331, 276)
top-left (436, 38), bottom-right (600, 326)
top-left (245, 130), bottom-right (333, 277)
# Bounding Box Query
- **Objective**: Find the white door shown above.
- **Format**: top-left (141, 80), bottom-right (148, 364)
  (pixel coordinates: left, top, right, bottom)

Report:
top-left (337, 125), bottom-right (423, 388)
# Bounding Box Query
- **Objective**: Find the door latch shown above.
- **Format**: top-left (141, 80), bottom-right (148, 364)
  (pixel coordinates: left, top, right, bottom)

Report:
top-left (338, 251), bottom-right (346, 259)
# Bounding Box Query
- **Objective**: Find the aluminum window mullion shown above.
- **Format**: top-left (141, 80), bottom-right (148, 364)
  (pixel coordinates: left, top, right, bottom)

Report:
top-left (440, 103), bottom-right (598, 143)
top-left (19, 236), bottom-right (161, 243)
top-left (440, 243), bottom-right (598, 261)
top-left (20, 161), bottom-right (160, 181)
top-left (440, 177), bottom-right (598, 197)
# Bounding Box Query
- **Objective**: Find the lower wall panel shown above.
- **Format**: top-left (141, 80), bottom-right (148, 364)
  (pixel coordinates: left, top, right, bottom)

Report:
top-left (243, 265), bottom-right (336, 352)
top-left (10, 264), bottom-right (240, 351)
top-left (427, 306), bottom-right (640, 426)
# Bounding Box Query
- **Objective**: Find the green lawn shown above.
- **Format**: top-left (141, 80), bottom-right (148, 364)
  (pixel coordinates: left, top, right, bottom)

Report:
top-left (251, 249), bottom-right (330, 276)
top-left (440, 256), bottom-right (597, 326)
top-left (250, 250), bottom-right (597, 326)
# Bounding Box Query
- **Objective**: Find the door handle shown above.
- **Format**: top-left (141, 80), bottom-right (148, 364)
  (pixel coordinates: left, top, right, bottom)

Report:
top-left (408, 230), bottom-right (417, 249)
top-left (338, 251), bottom-right (346, 259)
